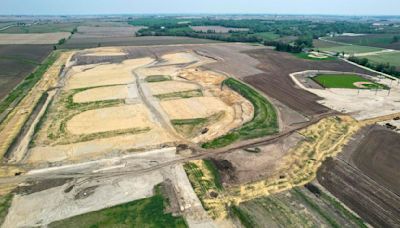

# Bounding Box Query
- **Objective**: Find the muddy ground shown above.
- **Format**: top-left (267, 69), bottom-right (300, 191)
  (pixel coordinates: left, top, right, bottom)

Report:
top-left (317, 125), bottom-right (400, 228)
top-left (242, 49), bottom-right (372, 117)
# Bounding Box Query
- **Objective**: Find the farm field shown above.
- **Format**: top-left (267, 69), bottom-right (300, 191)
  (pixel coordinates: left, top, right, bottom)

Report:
top-left (312, 74), bottom-right (385, 89)
top-left (0, 45), bottom-right (52, 101)
top-left (0, 33), bottom-right (71, 45)
top-left (327, 34), bottom-right (400, 50)
top-left (0, 22), bottom-right (79, 33)
top-left (364, 51), bottom-right (400, 69)
top-left (317, 126), bottom-right (400, 228)
top-left (233, 185), bottom-right (366, 228)
top-left (254, 32), bottom-right (280, 41)
top-left (317, 44), bottom-right (384, 54)
top-left (75, 25), bottom-right (145, 38)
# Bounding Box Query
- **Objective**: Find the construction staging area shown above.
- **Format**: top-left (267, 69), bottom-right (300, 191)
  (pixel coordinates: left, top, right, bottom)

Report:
top-left (0, 42), bottom-right (399, 227)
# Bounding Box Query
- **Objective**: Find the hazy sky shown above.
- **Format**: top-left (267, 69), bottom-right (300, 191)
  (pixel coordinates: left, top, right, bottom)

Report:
top-left (1, 0), bottom-right (399, 15)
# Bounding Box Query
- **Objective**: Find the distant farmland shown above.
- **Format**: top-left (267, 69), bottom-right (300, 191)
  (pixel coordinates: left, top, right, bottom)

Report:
top-left (327, 34), bottom-right (400, 50)
top-left (190, 26), bottom-right (249, 33)
top-left (0, 22), bottom-right (79, 34)
top-left (364, 52), bottom-right (400, 70)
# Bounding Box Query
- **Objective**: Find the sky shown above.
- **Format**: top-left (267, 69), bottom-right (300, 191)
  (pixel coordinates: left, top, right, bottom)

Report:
top-left (1, 0), bottom-right (399, 15)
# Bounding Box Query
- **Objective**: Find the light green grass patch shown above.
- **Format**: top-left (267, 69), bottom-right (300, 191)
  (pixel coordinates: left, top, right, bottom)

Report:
top-left (202, 78), bottom-right (278, 149)
top-left (145, 75), bottom-right (171, 83)
top-left (49, 185), bottom-right (187, 228)
top-left (364, 52), bottom-right (400, 68)
top-left (319, 45), bottom-right (384, 54)
top-left (312, 74), bottom-right (386, 89)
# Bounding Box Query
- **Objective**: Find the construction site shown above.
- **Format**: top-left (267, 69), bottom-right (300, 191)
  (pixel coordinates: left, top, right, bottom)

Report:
top-left (0, 42), bottom-right (399, 227)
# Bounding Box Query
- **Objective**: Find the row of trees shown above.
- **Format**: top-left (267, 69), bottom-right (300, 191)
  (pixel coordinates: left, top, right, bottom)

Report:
top-left (348, 56), bottom-right (400, 78)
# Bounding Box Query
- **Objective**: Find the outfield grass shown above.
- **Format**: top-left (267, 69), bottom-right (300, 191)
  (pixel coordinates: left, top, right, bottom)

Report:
top-left (202, 78), bottom-right (278, 149)
top-left (312, 74), bottom-right (386, 89)
top-left (0, 51), bottom-right (59, 121)
top-left (364, 52), bottom-right (400, 68)
top-left (49, 185), bottom-right (187, 228)
top-left (293, 52), bottom-right (336, 61)
top-left (318, 45), bottom-right (384, 54)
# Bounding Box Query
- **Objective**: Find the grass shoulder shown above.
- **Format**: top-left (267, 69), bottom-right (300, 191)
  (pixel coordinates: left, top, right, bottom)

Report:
top-left (49, 184), bottom-right (187, 228)
top-left (202, 78), bottom-right (278, 149)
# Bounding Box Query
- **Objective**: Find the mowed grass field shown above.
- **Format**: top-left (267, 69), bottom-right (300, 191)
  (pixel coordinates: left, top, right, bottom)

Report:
top-left (364, 52), bottom-right (400, 69)
top-left (327, 34), bottom-right (400, 50)
top-left (312, 74), bottom-right (385, 89)
top-left (318, 44), bottom-right (384, 54)
top-left (49, 185), bottom-right (187, 228)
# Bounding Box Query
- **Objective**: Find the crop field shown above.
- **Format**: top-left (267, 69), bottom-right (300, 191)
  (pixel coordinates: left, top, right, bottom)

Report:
top-left (243, 48), bottom-right (371, 116)
top-left (48, 185), bottom-right (187, 228)
top-left (0, 22), bottom-right (78, 34)
top-left (312, 74), bottom-right (386, 89)
top-left (327, 34), bottom-right (400, 50)
top-left (317, 44), bottom-right (384, 54)
top-left (233, 185), bottom-right (366, 228)
top-left (317, 126), bottom-right (400, 227)
top-left (364, 51), bottom-right (400, 69)
top-left (75, 25), bottom-right (145, 38)
top-left (0, 45), bottom-right (52, 101)
top-left (62, 35), bottom-right (220, 49)
top-left (0, 33), bottom-right (71, 45)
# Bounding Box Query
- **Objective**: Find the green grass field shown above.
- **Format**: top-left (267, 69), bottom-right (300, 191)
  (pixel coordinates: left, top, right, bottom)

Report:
top-left (145, 75), bottom-right (171, 83)
top-left (312, 74), bottom-right (386, 89)
top-left (49, 185), bottom-right (187, 228)
top-left (327, 34), bottom-right (400, 50)
top-left (0, 23), bottom-right (78, 33)
top-left (319, 45), bottom-right (384, 54)
top-left (364, 52), bottom-right (400, 68)
top-left (202, 78), bottom-right (278, 149)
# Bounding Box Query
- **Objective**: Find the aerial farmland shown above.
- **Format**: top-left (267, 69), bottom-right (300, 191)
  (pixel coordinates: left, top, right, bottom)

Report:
top-left (0, 12), bottom-right (399, 228)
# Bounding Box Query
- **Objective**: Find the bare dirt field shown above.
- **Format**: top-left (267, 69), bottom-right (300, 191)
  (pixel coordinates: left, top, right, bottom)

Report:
top-left (76, 26), bottom-right (145, 38)
top-left (73, 85), bottom-right (132, 103)
top-left (66, 57), bottom-right (153, 89)
top-left (0, 33), bottom-right (71, 45)
top-left (66, 104), bottom-right (153, 135)
top-left (148, 81), bottom-right (200, 95)
top-left (242, 48), bottom-right (372, 117)
top-left (317, 125), bottom-right (400, 228)
top-left (0, 44), bottom-right (52, 100)
top-left (62, 36), bottom-right (220, 49)
top-left (161, 97), bottom-right (231, 119)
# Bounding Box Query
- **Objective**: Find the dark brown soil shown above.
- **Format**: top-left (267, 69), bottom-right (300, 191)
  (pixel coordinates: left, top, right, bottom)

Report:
top-left (15, 178), bottom-right (72, 195)
top-left (0, 44), bottom-right (52, 100)
top-left (317, 126), bottom-right (400, 228)
top-left (242, 49), bottom-right (372, 117)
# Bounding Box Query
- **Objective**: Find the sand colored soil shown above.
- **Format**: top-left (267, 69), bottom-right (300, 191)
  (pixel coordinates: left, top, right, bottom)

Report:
top-left (179, 68), bottom-right (226, 86)
top-left (161, 97), bottom-right (230, 119)
top-left (66, 104), bottom-right (152, 135)
top-left (73, 85), bottom-right (132, 103)
top-left (308, 52), bottom-right (328, 59)
top-left (147, 81), bottom-right (200, 95)
top-left (353, 81), bottom-right (374, 88)
top-left (27, 127), bottom-right (175, 163)
top-left (0, 52), bottom-right (72, 159)
top-left (83, 47), bottom-right (127, 56)
top-left (66, 57), bottom-right (153, 89)
top-left (161, 52), bottom-right (198, 65)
